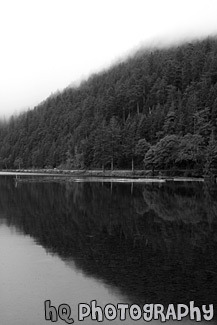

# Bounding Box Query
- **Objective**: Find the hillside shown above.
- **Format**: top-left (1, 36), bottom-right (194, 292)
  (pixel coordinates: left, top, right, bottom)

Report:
top-left (1, 37), bottom-right (217, 175)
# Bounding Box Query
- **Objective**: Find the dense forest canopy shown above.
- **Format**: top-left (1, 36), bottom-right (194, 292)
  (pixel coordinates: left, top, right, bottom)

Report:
top-left (1, 37), bottom-right (217, 175)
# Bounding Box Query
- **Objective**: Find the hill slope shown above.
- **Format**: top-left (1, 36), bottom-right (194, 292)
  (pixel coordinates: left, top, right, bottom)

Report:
top-left (1, 37), bottom-right (217, 175)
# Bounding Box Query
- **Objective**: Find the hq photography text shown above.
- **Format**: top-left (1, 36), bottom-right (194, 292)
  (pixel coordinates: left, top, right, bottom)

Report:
top-left (44, 300), bottom-right (214, 323)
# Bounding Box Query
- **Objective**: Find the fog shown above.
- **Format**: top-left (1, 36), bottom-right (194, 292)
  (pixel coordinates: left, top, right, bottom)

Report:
top-left (0, 0), bottom-right (217, 118)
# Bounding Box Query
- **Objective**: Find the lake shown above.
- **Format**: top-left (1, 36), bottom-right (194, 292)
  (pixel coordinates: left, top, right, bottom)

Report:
top-left (0, 175), bottom-right (217, 325)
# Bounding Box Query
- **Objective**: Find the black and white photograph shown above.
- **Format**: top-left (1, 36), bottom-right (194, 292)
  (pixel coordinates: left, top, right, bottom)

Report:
top-left (1, 0), bottom-right (217, 324)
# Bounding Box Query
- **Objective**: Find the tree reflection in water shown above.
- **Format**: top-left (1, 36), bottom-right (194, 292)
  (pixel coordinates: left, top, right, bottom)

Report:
top-left (0, 177), bottom-right (217, 314)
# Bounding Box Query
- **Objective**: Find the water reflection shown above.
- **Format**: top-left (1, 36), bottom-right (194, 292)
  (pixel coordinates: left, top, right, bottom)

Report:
top-left (0, 177), bottom-right (217, 323)
top-left (0, 224), bottom-right (128, 325)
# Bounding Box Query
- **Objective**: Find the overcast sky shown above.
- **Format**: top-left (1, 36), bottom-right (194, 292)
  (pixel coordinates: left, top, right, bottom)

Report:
top-left (0, 0), bottom-right (217, 118)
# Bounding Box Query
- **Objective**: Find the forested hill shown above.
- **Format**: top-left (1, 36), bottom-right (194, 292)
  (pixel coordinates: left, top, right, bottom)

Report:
top-left (1, 37), bottom-right (217, 175)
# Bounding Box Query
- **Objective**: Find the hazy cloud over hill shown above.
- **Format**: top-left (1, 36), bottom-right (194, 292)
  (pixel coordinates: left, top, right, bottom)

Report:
top-left (0, 0), bottom-right (217, 118)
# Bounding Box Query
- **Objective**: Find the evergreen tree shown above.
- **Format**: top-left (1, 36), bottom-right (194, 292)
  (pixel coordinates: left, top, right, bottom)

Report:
top-left (0, 37), bottom-right (217, 174)
top-left (204, 131), bottom-right (217, 175)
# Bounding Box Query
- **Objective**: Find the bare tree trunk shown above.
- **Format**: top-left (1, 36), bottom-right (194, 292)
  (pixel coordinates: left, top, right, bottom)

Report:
top-left (111, 157), bottom-right (113, 171)
top-left (137, 102), bottom-right (139, 115)
top-left (123, 107), bottom-right (125, 123)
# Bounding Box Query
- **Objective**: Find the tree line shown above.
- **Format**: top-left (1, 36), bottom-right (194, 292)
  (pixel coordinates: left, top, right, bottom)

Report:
top-left (1, 37), bottom-right (217, 175)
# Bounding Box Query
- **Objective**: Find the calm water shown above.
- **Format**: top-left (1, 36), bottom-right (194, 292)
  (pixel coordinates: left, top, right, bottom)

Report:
top-left (0, 176), bottom-right (217, 325)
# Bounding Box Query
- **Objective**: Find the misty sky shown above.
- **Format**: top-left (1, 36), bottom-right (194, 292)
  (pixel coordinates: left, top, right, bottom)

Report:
top-left (0, 0), bottom-right (217, 118)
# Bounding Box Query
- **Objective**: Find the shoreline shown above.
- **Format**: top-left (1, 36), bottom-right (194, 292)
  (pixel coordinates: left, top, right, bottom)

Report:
top-left (0, 169), bottom-right (213, 183)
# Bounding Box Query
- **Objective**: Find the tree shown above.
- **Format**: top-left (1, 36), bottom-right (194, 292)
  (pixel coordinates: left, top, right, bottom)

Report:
top-left (135, 138), bottom-right (150, 168)
top-left (0, 37), bottom-right (217, 174)
top-left (175, 133), bottom-right (204, 170)
top-left (14, 157), bottom-right (23, 170)
top-left (204, 131), bottom-right (217, 175)
top-left (153, 135), bottom-right (180, 170)
top-left (144, 146), bottom-right (156, 174)
top-left (144, 135), bottom-right (179, 171)
top-left (163, 107), bottom-right (176, 135)
top-left (122, 116), bottom-right (139, 171)
top-left (193, 107), bottom-right (211, 142)
top-left (93, 120), bottom-right (110, 170)
top-left (107, 117), bottom-right (121, 170)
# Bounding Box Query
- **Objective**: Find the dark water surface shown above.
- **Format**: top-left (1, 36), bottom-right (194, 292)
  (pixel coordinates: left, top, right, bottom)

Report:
top-left (0, 176), bottom-right (217, 325)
